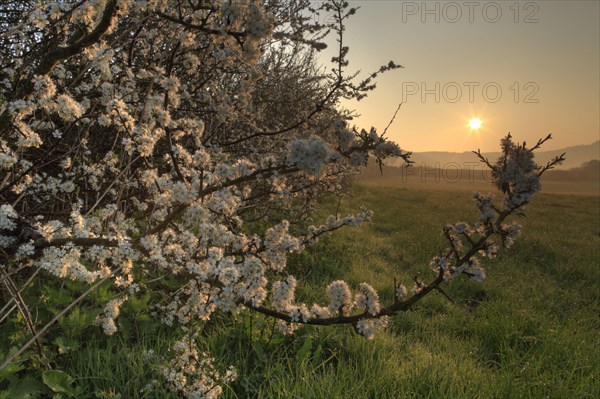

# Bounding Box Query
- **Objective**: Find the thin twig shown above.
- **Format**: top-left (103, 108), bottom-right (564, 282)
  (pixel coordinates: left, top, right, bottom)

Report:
top-left (0, 265), bottom-right (123, 370)
top-left (381, 102), bottom-right (402, 139)
top-left (0, 268), bottom-right (46, 363)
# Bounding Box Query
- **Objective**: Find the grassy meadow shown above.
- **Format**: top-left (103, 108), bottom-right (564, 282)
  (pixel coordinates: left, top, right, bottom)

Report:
top-left (2, 181), bottom-right (599, 398)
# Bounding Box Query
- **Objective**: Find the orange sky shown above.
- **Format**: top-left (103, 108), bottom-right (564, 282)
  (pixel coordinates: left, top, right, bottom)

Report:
top-left (320, 0), bottom-right (600, 152)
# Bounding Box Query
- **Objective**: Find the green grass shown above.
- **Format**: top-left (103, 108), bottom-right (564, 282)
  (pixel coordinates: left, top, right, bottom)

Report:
top-left (270, 184), bottom-right (599, 399)
top-left (3, 184), bottom-right (599, 398)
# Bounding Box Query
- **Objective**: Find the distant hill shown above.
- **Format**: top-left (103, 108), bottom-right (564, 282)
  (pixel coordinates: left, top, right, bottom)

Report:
top-left (388, 140), bottom-right (599, 170)
top-left (544, 160), bottom-right (600, 181)
top-left (364, 159), bottom-right (599, 181)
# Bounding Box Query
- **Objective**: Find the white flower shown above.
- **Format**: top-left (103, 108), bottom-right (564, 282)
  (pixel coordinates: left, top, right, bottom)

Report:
top-left (16, 241), bottom-right (35, 258)
top-left (32, 75), bottom-right (56, 100)
top-left (271, 276), bottom-right (297, 312)
top-left (15, 122), bottom-right (42, 148)
top-left (0, 235), bottom-right (16, 248)
top-left (287, 135), bottom-right (332, 176)
top-left (97, 296), bottom-right (128, 335)
top-left (355, 283), bottom-right (380, 315)
top-left (161, 337), bottom-right (236, 398)
top-left (54, 94), bottom-right (83, 121)
top-left (0, 145), bottom-right (18, 169)
top-left (326, 280), bottom-right (353, 316)
top-left (349, 152), bottom-right (367, 167)
top-left (59, 157), bottom-right (72, 169)
top-left (465, 258), bottom-right (486, 282)
top-left (0, 204), bottom-right (18, 231)
top-left (355, 317), bottom-right (388, 340)
top-left (396, 284), bottom-right (408, 298)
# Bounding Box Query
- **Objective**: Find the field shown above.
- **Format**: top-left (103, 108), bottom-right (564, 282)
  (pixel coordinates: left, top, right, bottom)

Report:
top-left (359, 165), bottom-right (600, 196)
top-left (2, 182), bottom-right (599, 398)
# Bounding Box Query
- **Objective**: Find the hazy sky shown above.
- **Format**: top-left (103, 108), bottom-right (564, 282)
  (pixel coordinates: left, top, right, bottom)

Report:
top-left (319, 0), bottom-right (600, 152)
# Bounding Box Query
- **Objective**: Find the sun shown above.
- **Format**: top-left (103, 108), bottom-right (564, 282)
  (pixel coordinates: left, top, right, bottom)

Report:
top-left (469, 118), bottom-right (482, 130)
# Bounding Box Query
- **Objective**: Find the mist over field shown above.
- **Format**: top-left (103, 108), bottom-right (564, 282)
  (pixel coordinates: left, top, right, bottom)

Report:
top-left (362, 143), bottom-right (600, 196)
top-left (386, 141), bottom-right (600, 171)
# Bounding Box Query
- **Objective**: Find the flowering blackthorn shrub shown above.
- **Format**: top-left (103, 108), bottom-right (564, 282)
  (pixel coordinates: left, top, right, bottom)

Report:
top-left (0, 0), bottom-right (564, 396)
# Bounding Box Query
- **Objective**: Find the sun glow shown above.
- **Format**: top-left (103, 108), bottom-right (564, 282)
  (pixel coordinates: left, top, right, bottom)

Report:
top-left (469, 118), bottom-right (482, 130)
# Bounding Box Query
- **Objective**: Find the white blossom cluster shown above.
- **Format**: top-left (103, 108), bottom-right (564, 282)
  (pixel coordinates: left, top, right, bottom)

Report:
top-left (0, 204), bottom-right (18, 232)
top-left (355, 283), bottom-right (381, 316)
top-left (395, 284), bottom-right (408, 299)
top-left (264, 221), bottom-right (302, 271)
top-left (271, 275), bottom-right (298, 313)
top-left (326, 280), bottom-right (354, 316)
top-left (355, 317), bottom-right (389, 340)
top-left (161, 337), bottom-right (237, 399)
top-left (491, 135), bottom-right (546, 209)
top-left (0, 204), bottom-right (18, 249)
top-left (96, 296), bottom-right (128, 336)
top-left (287, 135), bottom-right (332, 176)
top-left (474, 193), bottom-right (499, 224)
top-left (38, 245), bottom-right (112, 283)
top-left (500, 222), bottom-right (522, 249)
